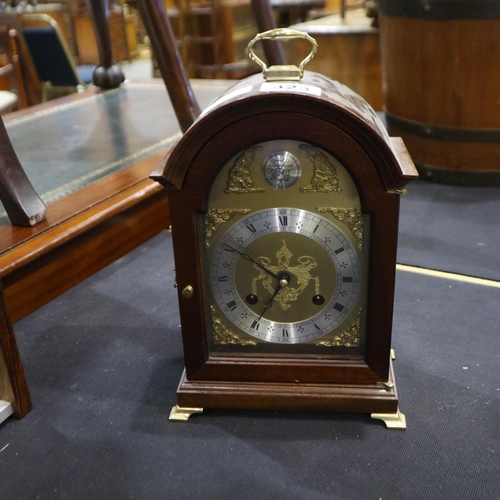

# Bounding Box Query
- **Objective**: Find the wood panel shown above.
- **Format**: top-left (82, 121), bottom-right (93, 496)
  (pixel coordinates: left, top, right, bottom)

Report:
top-left (289, 10), bottom-right (382, 110)
top-left (2, 181), bottom-right (169, 323)
top-left (380, 16), bottom-right (500, 128)
top-left (0, 282), bottom-right (31, 419)
top-left (74, 9), bottom-right (129, 64)
top-left (379, 13), bottom-right (500, 183)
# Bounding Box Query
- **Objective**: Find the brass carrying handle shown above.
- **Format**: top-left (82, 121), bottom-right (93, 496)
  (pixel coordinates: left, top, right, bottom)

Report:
top-left (247, 29), bottom-right (318, 81)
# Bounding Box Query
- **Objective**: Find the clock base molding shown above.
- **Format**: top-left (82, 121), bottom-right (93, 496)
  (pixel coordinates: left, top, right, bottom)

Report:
top-left (171, 361), bottom-right (405, 428)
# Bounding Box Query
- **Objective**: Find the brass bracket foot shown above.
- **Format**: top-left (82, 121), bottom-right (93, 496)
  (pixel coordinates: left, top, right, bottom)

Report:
top-left (371, 408), bottom-right (406, 430)
top-left (169, 405), bottom-right (204, 422)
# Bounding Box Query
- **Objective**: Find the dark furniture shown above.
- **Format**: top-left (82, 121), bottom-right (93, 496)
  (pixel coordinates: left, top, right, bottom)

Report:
top-left (0, 79), bottom-right (228, 419)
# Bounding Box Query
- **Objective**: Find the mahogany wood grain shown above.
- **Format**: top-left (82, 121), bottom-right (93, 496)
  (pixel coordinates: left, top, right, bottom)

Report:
top-left (138, 0), bottom-right (201, 132)
top-left (3, 181), bottom-right (169, 323)
top-left (0, 282), bottom-right (32, 418)
top-left (85, 0), bottom-right (125, 88)
top-left (176, 362), bottom-right (399, 414)
top-left (0, 149), bottom-right (166, 260)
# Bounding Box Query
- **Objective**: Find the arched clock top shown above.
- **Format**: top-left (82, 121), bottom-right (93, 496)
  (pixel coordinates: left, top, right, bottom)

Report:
top-left (151, 71), bottom-right (418, 195)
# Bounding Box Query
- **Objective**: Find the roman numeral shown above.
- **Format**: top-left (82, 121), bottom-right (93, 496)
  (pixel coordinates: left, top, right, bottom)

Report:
top-left (333, 302), bottom-right (345, 312)
top-left (335, 247), bottom-right (345, 254)
top-left (251, 320), bottom-right (260, 330)
top-left (218, 276), bottom-right (228, 282)
top-left (282, 328), bottom-right (289, 337)
top-left (313, 224), bottom-right (319, 234)
top-left (279, 216), bottom-right (288, 226)
top-left (314, 323), bottom-right (320, 330)
top-left (246, 224), bottom-right (257, 233)
top-left (343, 277), bottom-right (353, 283)
top-left (226, 301), bottom-right (237, 311)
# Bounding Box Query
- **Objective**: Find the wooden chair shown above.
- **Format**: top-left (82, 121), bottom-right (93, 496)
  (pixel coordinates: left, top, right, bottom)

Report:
top-left (0, 26), bottom-right (19, 115)
top-left (16, 13), bottom-right (94, 102)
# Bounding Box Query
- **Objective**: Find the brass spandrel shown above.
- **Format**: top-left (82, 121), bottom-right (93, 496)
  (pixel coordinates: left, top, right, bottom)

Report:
top-left (211, 306), bottom-right (257, 346)
top-left (317, 207), bottom-right (364, 252)
top-left (316, 309), bottom-right (362, 348)
top-left (299, 144), bottom-right (342, 193)
top-left (225, 146), bottom-right (264, 194)
top-left (205, 208), bottom-right (251, 248)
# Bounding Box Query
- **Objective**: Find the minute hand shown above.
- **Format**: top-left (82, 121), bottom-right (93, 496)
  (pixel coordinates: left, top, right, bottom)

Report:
top-left (223, 243), bottom-right (280, 281)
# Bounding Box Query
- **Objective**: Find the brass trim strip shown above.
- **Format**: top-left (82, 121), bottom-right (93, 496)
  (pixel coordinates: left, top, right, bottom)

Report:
top-left (396, 264), bottom-right (500, 288)
top-left (379, 0), bottom-right (500, 19)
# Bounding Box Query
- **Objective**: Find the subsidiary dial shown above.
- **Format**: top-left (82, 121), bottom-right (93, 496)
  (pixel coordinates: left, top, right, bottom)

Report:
top-left (262, 151), bottom-right (301, 189)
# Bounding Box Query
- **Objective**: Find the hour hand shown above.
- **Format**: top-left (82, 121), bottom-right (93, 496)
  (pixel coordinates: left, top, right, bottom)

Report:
top-left (258, 283), bottom-right (282, 321)
top-left (258, 273), bottom-right (289, 321)
top-left (223, 243), bottom-right (280, 281)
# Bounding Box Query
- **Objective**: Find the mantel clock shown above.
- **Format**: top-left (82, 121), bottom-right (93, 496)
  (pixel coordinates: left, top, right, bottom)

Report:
top-left (152, 30), bottom-right (418, 429)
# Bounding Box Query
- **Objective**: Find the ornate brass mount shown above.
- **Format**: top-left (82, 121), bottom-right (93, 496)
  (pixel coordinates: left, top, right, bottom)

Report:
top-left (317, 207), bottom-right (363, 252)
top-left (252, 240), bottom-right (319, 311)
top-left (205, 208), bottom-right (251, 248)
top-left (226, 146), bottom-right (264, 194)
top-left (211, 306), bottom-right (257, 346)
top-left (316, 309), bottom-right (362, 348)
top-left (300, 145), bottom-right (342, 193)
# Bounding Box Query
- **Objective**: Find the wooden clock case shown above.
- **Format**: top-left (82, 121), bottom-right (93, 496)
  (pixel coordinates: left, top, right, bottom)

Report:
top-left (152, 70), bottom-right (417, 424)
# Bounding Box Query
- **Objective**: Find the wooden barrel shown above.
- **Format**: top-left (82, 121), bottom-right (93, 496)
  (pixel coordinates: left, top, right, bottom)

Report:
top-left (379, 0), bottom-right (500, 185)
top-left (290, 9), bottom-right (383, 111)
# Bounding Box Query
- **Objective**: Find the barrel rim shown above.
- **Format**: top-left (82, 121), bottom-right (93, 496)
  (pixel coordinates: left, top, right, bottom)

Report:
top-left (379, 0), bottom-right (500, 20)
top-left (416, 162), bottom-right (500, 186)
top-left (385, 111), bottom-right (500, 143)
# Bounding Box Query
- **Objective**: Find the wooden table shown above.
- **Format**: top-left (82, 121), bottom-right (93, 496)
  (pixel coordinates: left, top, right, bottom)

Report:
top-left (0, 78), bottom-right (228, 420)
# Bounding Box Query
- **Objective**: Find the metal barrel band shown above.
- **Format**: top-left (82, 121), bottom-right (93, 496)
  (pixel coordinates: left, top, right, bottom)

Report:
top-left (415, 162), bottom-right (500, 187)
top-left (385, 111), bottom-right (500, 143)
top-left (379, 0), bottom-right (500, 19)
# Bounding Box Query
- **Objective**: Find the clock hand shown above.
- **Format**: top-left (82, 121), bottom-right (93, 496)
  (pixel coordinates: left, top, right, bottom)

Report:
top-left (258, 284), bottom-right (282, 321)
top-left (257, 274), bottom-right (290, 321)
top-left (223, 243), bottom-right (280, 281)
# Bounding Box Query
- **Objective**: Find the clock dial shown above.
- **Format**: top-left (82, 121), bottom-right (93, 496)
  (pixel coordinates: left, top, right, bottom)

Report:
top-left (203, 139), bottom-right (368, 355)
top-left (262, 151), bottom-right (301, 189)
top-left (210, 208), bottom-right (360, 344)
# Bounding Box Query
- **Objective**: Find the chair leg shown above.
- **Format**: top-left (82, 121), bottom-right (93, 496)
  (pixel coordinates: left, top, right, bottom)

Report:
top-left (0, 282), bottom-right (32, 420)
